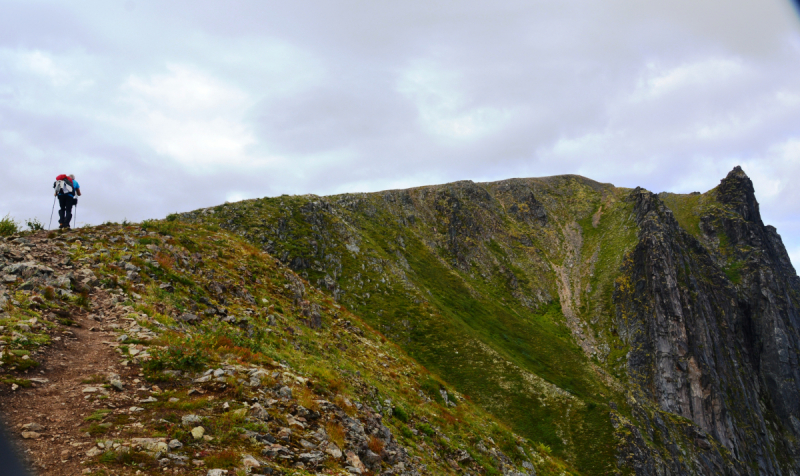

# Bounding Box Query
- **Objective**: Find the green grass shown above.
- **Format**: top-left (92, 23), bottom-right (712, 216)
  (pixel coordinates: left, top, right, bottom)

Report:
top-left (660, 192), bottom-right (706, 238)
top-left (87, 422), bottom-right (113, 436)
top-left (724, 260), bottom-right (745, 284)
top-left (84, 409), bottom-right (113, 422)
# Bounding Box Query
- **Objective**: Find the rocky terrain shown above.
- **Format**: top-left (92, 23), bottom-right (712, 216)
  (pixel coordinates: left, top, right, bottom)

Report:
top-left (0, 221), bottom-right (561, 475)
top-left (175, 167), bottom-right (800, 475)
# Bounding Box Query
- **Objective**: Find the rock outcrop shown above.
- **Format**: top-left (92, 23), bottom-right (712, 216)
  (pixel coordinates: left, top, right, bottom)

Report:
top-left (615, 168), bottom-right (800, 474)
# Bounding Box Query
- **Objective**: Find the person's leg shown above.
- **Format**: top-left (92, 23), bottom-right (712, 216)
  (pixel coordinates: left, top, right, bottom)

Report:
top-left (64, 200), bottom-right (73, 228)
top-left (58, 196), bottom-right (67, 227)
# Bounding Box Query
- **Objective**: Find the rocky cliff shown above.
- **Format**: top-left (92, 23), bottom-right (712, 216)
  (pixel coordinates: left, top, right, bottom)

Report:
top-left (180, 167), bottom-right (800, 475)
top-left (615, 167), bottom-right (800, 475)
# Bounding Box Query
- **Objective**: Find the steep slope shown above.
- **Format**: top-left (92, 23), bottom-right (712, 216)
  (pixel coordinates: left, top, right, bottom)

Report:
top-left (183, 176), bottom-right (632, 473)
top-left (180, 168), bottom-right (800, 475)
top-left (0, 221), bottom-right (569, 475)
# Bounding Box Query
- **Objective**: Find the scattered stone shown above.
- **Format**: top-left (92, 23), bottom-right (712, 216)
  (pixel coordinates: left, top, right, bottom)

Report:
top-left (300, 439), bottom-right (316, 450)
top-left (168, 439), bottom-right (183, 450)
top-left (346, 451), bottom-right (367, 474)
top-left (299, 450), bottom-right (325, 466)
top-left (241, 454), bottom-right (260, 469)
top-left (22, 423), bottom-right (45, 431)
top-left (191, 426), bottom-right (205, 440)
top-left (250, 403), bottom-right (269, 420)
top-left (182, 414), bottom-right (202, 426)
top-left (207, 470), bottom-right (228, 476)
top-left (21, 431), bottom-right (40, 439)
top-left (177, 313), bottom-right (200, 324)
top-left (86, 447), bottom-right (102, 457)
top-left (131, 438), bottom-right (169, 453)
top-left (278, 386), bottom-right (292, 399)
top-left (325, 442), bottom-right (343, 459)
top-left (277, 427), bottom-right (292, 440)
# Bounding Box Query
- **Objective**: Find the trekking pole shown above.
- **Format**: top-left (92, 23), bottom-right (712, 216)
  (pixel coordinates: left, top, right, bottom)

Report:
top-left (74, 200), bottom-right (78, 229)
top-left (48, 195), bottom-right (56, 230)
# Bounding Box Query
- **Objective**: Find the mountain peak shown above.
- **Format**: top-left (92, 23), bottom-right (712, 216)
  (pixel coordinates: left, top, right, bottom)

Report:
top-left (717, 165), bottom-right (762, 224)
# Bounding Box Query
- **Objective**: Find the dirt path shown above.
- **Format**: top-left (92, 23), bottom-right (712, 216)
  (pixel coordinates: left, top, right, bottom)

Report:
top-left (0, 235), bottom-right (138, 476)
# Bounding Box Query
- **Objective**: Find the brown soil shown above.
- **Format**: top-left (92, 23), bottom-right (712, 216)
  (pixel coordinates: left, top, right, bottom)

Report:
top-left (0, 236), bottom-right (139, 476)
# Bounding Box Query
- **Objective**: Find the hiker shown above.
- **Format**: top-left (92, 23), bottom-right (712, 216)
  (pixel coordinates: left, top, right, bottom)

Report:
top-left (54, 174), bottom-right (81, 229)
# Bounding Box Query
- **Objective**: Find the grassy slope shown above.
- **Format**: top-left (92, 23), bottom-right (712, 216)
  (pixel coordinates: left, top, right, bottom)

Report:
top-left (181, 176), bottom-right (645, 474)
top-left (659, 190), bottom-right (749, 282)
top-left (1, 221), bottom-right (585, 475)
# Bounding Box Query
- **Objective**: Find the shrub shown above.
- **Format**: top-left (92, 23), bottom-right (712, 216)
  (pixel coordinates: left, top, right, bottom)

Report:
top-left (0, 214), bottom-right (18, 236)
top-left (399, 424), bottom-right (414, 440)
top-left (334, 394), bottom-right (357, 416)
top-left (75, 291), bottom-right (90, 308)
top-left (420, 376), bottom-right (444, 402)
top-left (98, 448), bottom-right (153, 466)
top-left (417, 423), bottom-right (435, 437)
top-left (393, 405), bottom-right (409, 423)
top-left (87, 422), bottom-right (113, 436)
top-left (297, 386), bottom-right (320, 411)
top-left (326, 421), bottom-right (346, 449)
top-left (155, 252), bottom-right (174, 270)
top-left (166, 213), bottom-right (178, 222)
top-left (205, 449), bottom-right (239, 469)
top-left (144, 338), bottom-right (210, 372)
top-left (368, 434), bottom-right (385, 454)
top-left (25, 218), bottom-right (44, 231)
top-left (309, 366), bottom-right (345, 396)
top-left (536, 442), bottom-right (552, 455)
top-left (42, 286), bottom-right (56, 300)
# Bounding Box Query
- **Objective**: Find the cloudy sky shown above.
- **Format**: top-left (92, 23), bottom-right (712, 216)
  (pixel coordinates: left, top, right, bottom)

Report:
top-left (2, 1), bottom-right (800, 264)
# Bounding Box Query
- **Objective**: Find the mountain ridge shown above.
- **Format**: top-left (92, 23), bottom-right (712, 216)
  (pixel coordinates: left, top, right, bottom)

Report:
top-left (180, 167), bottom-right (800, 475)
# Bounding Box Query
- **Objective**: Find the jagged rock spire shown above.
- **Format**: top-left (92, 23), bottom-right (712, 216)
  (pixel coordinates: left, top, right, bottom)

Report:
top-left (717, 166), bottom-right (763, 225)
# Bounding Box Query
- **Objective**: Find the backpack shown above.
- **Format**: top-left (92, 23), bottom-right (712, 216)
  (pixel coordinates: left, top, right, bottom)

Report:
top-left (54, 174), bottom-right (74, 196)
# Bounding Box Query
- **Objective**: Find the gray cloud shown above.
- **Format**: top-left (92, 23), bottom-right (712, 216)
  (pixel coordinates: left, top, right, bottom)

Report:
top-left (1, 0), bottom-right (799, 263)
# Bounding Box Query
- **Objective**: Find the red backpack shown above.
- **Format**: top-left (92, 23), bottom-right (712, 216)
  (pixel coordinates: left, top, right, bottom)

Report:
top-left (54, 174), bottom-right (74, 196)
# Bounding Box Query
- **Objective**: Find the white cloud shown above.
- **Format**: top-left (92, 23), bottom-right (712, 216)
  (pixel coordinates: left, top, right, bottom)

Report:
top-left (398, 61), bottom-right (516, 141)
top-left (119, 64), bottom-right (264, 169)
top-left (15, 49), bottom-right (75, 85)
top-left (787, 245), bottom-right (800, 270)
top-left (632, 58), bottom-right (746, 102)
top-left (0, 0), bottom-right (798, 261)
top-left (741, 139), bottom-right (800, 214)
